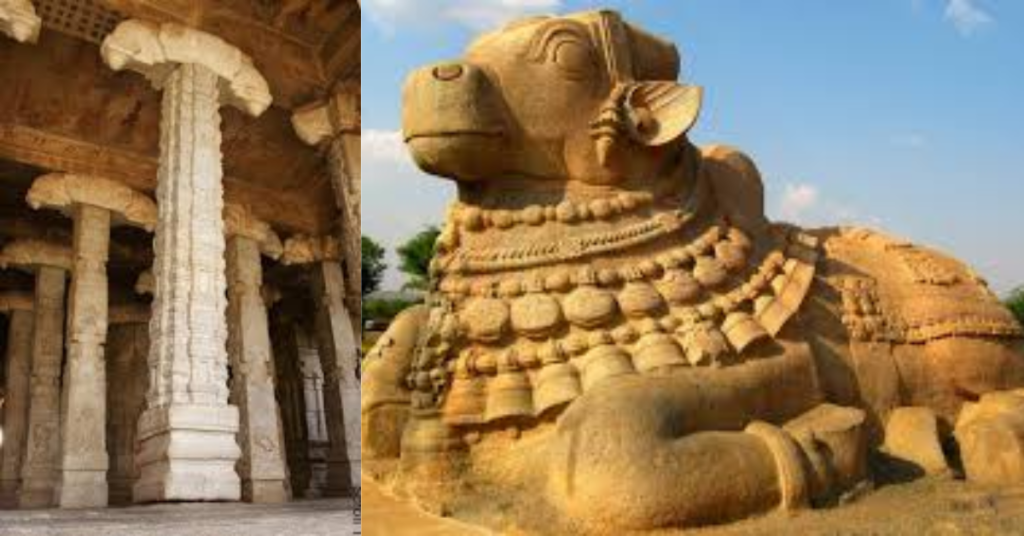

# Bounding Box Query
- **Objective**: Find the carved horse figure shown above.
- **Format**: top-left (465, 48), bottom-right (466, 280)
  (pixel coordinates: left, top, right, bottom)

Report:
top-left (363, 10), bottom-right (1024, 534)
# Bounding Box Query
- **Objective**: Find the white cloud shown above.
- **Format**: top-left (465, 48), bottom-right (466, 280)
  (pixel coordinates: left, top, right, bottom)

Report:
top-left (365, 0), bottom-right (561, 34)
top-left (773, 182), bottom-right (882, 228)
top-left (944, 0), bottom-right (993, 36)
top-left (778, 183), bottom-right (819, 223)
top-left (362, 129), bottom-right (408, 163)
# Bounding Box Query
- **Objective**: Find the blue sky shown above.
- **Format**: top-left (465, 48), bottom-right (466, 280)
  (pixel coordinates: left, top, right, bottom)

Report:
top-left (361, 0), bottom-right (1024, 295)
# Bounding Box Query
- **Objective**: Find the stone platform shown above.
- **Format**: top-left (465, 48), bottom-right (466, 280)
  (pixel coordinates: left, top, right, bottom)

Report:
top-left (0, 498), bottom-right (359, 536)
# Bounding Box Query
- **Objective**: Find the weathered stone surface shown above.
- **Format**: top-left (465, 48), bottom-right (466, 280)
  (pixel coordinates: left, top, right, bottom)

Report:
top-left (311, 261), bottom-right (359, 494)
top-left (956, 392), bottom-right (1024, 486)
top-left (0, 0), bottom-right (40, 43)
top-left (0, 308), bottom-right (33, 506)
top-left (19, 266), bottom-right (67, 508)
top-left (226, 235), bottom-right (289, 503)
top-left (101, 20), bottom-right (272, 117)
top-left (884, 406), bottom-right (949, 475)
top-left (27, 173), bottom-right (157, 231)
top-left (363, 8), bottom-right (1024, 534)
top-left (56, 204), bottom-right (111, 508)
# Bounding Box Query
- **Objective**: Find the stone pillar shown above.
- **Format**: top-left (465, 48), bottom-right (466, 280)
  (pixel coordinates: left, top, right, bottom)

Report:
top-left (25, 173), bottom-right (157, 508)
top-left (0, 0), bottom-right (41, 43)
top-left (0, 294), bottom-right (34, 507)
top-left (310, 261), bottom-right (360, 495)
top-left (0, 240), bottom-right (73, 508)
top-left (101, 20), bottom-right (272, 503)
top-left (54, 205), bottom-right (110, 507)
top-left (105, 305), bottom-right (150, 506)
top-left (224, 204), bottom-right (289, 503)
top-left (270, 312), bottom-right (312, 497)
top-left (292, 87), bottom-right (361, 328)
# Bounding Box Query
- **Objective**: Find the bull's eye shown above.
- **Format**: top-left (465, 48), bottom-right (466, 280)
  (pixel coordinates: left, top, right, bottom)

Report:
top-left (552, 40), bottom-right (594, 79)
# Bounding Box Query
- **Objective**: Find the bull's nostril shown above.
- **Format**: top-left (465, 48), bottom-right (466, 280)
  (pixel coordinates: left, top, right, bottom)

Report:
top-left (433, 64), bottom-right (464, 81)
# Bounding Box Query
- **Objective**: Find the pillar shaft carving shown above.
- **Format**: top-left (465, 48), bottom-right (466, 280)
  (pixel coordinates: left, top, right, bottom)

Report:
top-left (0, 308), bottom-right (34, 506)
top-left (19, 266), bottom-right (67, 508)
top-left (0, 0), bottom-right (40, 43)
top-left (101, 19), bottom-right (272, 503)
top-left (310, 261), bottom-right (360, 494)
top-left (56, 204), bottom-right (111, 508)
top-left (226, 235), bottom-right (289, 503)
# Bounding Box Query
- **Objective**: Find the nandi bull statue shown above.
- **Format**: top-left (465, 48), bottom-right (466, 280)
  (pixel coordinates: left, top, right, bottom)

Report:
top-left (363, 9), bottom-right (1024, 534)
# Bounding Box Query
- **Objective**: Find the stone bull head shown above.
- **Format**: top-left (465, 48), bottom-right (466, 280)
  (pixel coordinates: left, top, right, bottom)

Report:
top-left (402, 10), bottom-right (703, 185)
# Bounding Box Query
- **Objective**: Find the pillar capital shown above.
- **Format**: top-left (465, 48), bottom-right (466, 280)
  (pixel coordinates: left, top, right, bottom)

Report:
top-left (0, 239), bottom-right (73, 272)
top-left (281, 234), bottom-right (341, 266)
top-left (100, 19), bottom-right (272, 117)
top-left (291, 87), bottom-right (360, 147)
top-left (0, 0), bottom-right (40, 43)
top-left (225, 202), bottom-right (283, 260)
top-left (27, 173), bottom-right (158, 232)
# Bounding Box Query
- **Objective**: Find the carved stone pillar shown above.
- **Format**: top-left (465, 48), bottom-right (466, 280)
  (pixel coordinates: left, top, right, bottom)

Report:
top-left (0, 0), bottom-right (41, 43)
top-left (25, 172), bottom-right (157, 508)
top-left (0, 293), bottom-right (34, 507)
top-left (292, 87), bottom-right (361, 327)
top-left (311, 261), bottom-right (360, 495)
top-left (105, 310), bottom-right (149, 506)
top-left (0, 240), bottom-right (73, 508)
top-left (224, 204), bottom-right (289, 503)
top-left (101, 20), bottom-right (272, 503)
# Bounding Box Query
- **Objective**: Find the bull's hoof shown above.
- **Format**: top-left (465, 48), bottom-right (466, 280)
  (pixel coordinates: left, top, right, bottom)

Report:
top-left (955, 391), bottom-right (1024, 486)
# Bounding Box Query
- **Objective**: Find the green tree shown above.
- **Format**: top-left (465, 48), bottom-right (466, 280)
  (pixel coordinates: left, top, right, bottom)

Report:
top-left (361, 235), bottom-right (387, 297)
top-left (1008, 286), bottom-right (1024, 327)
top-left (397, 225), bottom-right (440, 290)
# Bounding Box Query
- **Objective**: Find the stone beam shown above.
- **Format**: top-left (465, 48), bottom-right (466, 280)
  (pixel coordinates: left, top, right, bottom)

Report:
top-left (0, 0), bottom-right (40, 43)
top-left (101, 19), bottom-right (271, 504)
top-left (0, 290), bottom-right (33, 312)
top-left (0, 124), bottom-right (325, 234)
top-left (281, 234), bottom-right (340, 266)
top-left (27, 173), bottom-right (157, 232)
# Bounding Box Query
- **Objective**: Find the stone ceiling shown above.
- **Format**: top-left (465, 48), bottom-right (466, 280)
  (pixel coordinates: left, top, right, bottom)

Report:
top-left (0, 0), bottom-right (359, 237)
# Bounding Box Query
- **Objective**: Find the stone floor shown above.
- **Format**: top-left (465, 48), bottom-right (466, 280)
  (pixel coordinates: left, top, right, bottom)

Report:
top-left (0, 498), bottom-right (360, 536)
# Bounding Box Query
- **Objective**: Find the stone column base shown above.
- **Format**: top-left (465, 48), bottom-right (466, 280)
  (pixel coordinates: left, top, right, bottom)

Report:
top-left (133, 404), bottom-right (242, 503)
top-left (18, 484), bottom-right (54, 509)
top-left (244, 479), bottom-right (290, 503)
top-left (56, 468), bottom-right (109, 508)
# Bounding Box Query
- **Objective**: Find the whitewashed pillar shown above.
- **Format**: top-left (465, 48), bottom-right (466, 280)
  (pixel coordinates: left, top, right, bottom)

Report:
top-left (0, 293), bottom-right (34, 507)
top-left (101, 20), bottom-right (272, 503)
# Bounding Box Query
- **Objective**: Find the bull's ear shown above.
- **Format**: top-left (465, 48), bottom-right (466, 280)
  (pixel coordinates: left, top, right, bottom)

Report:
top-left (624, 82), bottom-right (703, 146)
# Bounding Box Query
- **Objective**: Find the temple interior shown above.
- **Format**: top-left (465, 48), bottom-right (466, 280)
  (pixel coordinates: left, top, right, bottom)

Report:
top-left (0, 0), bottom-right (360, 508)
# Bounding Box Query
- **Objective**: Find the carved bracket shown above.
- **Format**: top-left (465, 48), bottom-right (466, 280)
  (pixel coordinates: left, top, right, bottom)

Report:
top-left (134, 269), bottom-right (153, 296)
top-left (100, 19), bottom-right (272, 116)
top-left (224, 202), bottom-right (283, 260)
top-left (27, 173), bottom-right (158, 232)
top-left (0, 239), bottom-right (73, 272)
top-left (291, 85), bottom-right (360, 146)
top-left (0, 0), bottom-right (41, 43)
top-left (281, 234), bottom-right (340, 265)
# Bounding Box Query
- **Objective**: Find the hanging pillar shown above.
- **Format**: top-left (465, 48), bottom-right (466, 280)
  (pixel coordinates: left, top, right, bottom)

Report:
top-left (0, 293), bottom-right (34, 507)
top-left (224, 203), bottom-right (289, 503)
top-left (0, 0), bottom-right (41, 43)
top-left (25, 173), bottom-right (158, 508)
top-left (292, 86), bottom-right (361, 333)
top-left (0, 240), bottom-right (73, 508)
top-left (101, 19), bottom-right (272, 503)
